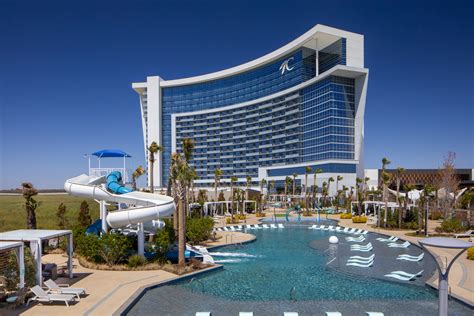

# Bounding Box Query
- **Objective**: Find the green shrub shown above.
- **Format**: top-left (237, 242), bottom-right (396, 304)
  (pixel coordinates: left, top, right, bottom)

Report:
top-left (435, 218), bottom-right (465, 233)
top-left (75, 232), bottom-right (102, 263)
top-left (186, 217), bottom-right (214, 245)
top-left (429, 211), bottom-right (443, 220)
top-left (127, 254), bottom-right (147, 268)
top-left (3, 247), bottom-right (36, 291)
top-left (236, 214), bottom-right (246, 220)
top-left (352, 216), bottom-right (367, 223)
top-left (256, 212), bottom-right (266, 217)
top-left (405, 221), bottom-right (419, 230)
top-left (340, 213), bottom-right (352, 219)
top-left (154, 219), bottom-right (175, 263)
top-left (467, 247), bottom-right (474, 260)
top-left (97, 232), bottom-right (132, 266)
top-left (226, 217), bottom-right (239, 224)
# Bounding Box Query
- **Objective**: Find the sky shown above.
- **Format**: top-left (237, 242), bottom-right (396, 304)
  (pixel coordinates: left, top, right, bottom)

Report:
top-left (0, 0), bottom-right (473, 189)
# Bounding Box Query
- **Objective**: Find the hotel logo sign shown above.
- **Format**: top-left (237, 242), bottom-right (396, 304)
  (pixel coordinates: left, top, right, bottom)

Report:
top-left (279, 57), bottom-right (294, 75)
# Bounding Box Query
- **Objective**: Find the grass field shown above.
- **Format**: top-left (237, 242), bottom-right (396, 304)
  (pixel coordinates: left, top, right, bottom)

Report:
top-left (0, 195), bottom-right (100, 232)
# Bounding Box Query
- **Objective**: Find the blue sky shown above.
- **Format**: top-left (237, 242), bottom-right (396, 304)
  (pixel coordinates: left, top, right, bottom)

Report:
top-left (1, 0), bottom-right (473, 189)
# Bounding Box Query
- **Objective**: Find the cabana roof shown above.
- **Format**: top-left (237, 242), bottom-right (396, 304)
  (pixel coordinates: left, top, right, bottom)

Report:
top-left (0, 229), bottom-right (72, 241)
top-left (0, 241), bottom-right (23, 251)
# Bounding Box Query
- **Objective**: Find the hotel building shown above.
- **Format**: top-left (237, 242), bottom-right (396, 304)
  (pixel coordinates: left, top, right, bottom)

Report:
top-left (132, 24), bottom-right (368, 194)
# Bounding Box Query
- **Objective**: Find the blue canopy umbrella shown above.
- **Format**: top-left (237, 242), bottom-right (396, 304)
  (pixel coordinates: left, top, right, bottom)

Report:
top-left (86, 149), bottom-right (132, 180)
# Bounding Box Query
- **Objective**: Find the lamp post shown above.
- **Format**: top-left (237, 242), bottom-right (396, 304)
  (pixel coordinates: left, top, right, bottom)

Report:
top-left (419, 237), bottom-right (472, 316)
top-left (424, 196), bottom-right (430, 237)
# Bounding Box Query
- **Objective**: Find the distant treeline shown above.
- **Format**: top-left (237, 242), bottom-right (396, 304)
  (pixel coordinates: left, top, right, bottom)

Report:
top-left (0, 189), bottom-right (66, 194)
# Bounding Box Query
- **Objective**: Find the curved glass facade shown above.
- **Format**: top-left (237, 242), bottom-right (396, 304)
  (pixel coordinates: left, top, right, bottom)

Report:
top-left (134, 26), bottom-right (366, 188)
top-left (174, 76), bottom-right (355, 184)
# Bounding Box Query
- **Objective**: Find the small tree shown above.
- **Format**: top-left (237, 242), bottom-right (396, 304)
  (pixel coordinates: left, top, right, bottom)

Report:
top-left (132, 165), bottom-right (146, 190)
top-left (147, 141), bottom-right (163, 193)
top-left (435, 151), bottom-right (460, 218)
top-left (97, 233), bottom-right (131, 266)
top-left (21, 182), bottom-right (41, 229)
top-left (78, 200), bottom-right (92, 227)
top-left (56, 203), bottom-right (69, 229)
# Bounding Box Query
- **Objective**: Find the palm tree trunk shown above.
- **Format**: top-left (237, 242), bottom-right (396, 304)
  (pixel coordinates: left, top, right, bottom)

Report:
top-left (178, 198), bottom-right (186, 269)
top-left (149, 153), bottom-right (154, 193)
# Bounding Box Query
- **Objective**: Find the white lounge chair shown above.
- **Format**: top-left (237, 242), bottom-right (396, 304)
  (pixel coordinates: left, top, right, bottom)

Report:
top-left (388, 241), bottom-right (410, 248)
top-left (229, 226), bottom-right (236, 231)
top-left (278, 224), bottom-right (284, 228)
top-left (351, 242), bottom-right (372, 248)
top-left (318, 225), bottom-right (326, 230)
top-left (254, 224), bottom-right (262, 229)
top-left (44, 279), bottom-right (85, 300)
top-left (223, 227), bottom-right (230, 231)
top-left (454, 230), bottom-right (474, 238)
top-left (376, 236), bottom-right (398, 242)
top-left (397, 253), bottom-right (424, 262)
top-left (284, 313), bottom-right (298, 316)
top-left (246, 225), bottom-right (252, 230)
top-left (326, 312), bottom-right (342, 316)
top-left (239, 313), bottom-right (253, 316)
top-left (361, 230), bottom-right (369, 235)
top-left (216, 228), bottom-right (223, 232)
top-left (346, 235), bottom-right (365, 242)
top-left (366, 312), bottom-right (384, 316)
top-left (352, 229), bottom-right (363, 234)
top-left (384, 270), bottom-right (423, 281)
top-left (328, 226), bottom-right (335, 231)
top-left (262, 224), bottom-right (270, 229)
top-left (346, 261), bottom-right (373, 267)
top-left (349, 254), bottom-right (375, 260)
top-left (308, 224), bottom-right (317, 230)
top-left (196, 313), bottom-right (211, 316)
top-left (335, 227), bottom-right (343, 232)
top-left (347, 257), bottom-right (374, 263)
top-left (236, 225), bottom-right (243, 230)
top-left (342, 227), bottom-right (350, 233)
top-left (27, 285), bottom-right (76, 307)
top-left (270, 224), bottom-right (277, 229)
top-left (351, 247), bottom-right (373, 252)
top-left (347, 228), bottom-right (357, 234)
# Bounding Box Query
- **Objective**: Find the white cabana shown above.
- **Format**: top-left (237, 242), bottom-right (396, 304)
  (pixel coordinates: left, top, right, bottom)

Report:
top-left (0, 230), bottom-right (73, 285)
top-left (0, 241), bottom-right (25, 289)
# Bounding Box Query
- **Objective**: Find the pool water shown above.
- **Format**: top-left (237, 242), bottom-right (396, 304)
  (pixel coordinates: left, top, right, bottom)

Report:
top-left (183, 224), bottom-right (436, 301)
top-left (127, 223), bottom-right (473, 315)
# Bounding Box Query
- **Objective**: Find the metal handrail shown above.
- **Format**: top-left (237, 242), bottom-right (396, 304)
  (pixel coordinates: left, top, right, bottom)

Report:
top-left (290, 286), bottom-right (297, 301)
top-left (189, 277), bottom-right (205, 293)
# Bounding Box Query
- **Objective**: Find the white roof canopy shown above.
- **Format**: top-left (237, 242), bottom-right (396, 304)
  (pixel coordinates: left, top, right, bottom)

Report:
top-left (0, 241), bottom-right (23, 251)
top-left (0, 229), bottom-right (72, 241)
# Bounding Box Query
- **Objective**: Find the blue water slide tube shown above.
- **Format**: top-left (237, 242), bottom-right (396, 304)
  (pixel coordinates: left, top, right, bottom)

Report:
top-left (106, 171), bottom-right (133, 194)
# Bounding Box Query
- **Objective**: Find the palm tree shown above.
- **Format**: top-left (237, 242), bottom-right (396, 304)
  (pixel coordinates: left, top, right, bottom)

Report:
top-left (336, 175), bottom-right (343, 192)
top-left (269, 180), bottom-right (275, 196)
top-left (395, 167), bottom-right (406, 228)
top-left (214, 168), bottom-right (223, 214)
top-left (131, 165), bottom-right (145, 190)
top-left (260, 178), bottom-right (267, 213)
top-left (304, 166), bottom-right (312, 196)
top-left (380, 157), bottom-right (391, 227)
top-left (230, 176), bottom-right (237, 221)
top-left (246, 175), bottom-right (252, 202)
top-left (382, 171), bottom-right (392, 228)
top-left (292, 173), bottom-right (298, 196)
top-left (169, 153), bottom-right (188, 269)
top-left (147, 141), bottom-right (162, 193)
top-left (327, 177), bottom-right (334, 205)
top-left (313, 168), bottom-right (322, 203)
top-left (284, 176), bottom-right (291, 206)
top-left (182, 138), bottom-right (195, 216)
top-left (322, 181), bottom-right (328, 207)
top-left (22, 182), bottom-right (41, 229)
top-left (355, 177), bottom-right (363, 215)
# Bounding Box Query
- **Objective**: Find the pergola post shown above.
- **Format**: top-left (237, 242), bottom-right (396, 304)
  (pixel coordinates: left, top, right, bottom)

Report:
top-left (30, 239), bottom-right (42, 285)
top-left (67, 233), bottom-right (73, 279)
top-left (16, 245), bottom-right (25, 289)
top-left (137, 222), bottom-right (145, 257)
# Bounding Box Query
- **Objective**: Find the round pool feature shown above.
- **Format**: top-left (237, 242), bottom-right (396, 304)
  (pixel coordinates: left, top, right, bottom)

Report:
top-left (329, 235), bottom-right (339, 244)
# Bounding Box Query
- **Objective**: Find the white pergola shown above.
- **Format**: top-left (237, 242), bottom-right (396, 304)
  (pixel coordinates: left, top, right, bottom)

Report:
top-left (0, 230), bottom-right (73, 285)
top-left (203, 200), bottom-right (257, 216)
top-left (0, 241), bottom-right (25, 289)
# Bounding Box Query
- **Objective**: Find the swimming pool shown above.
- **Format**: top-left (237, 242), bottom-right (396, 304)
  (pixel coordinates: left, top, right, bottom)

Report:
top-left (126, 222), bottom-right (473, 315)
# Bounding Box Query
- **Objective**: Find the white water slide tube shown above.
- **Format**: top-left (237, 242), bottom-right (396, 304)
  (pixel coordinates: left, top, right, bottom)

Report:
top-left (64, 174), bottom-right (175, 229)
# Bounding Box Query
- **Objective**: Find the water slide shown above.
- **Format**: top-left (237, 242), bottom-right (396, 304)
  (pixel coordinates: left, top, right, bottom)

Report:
top-left (64, 172), bottom-right (175, 231)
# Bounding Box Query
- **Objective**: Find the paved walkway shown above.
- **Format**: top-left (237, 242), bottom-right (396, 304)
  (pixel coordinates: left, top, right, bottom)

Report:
top-left (8, 254), bottom-right (177, 316)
